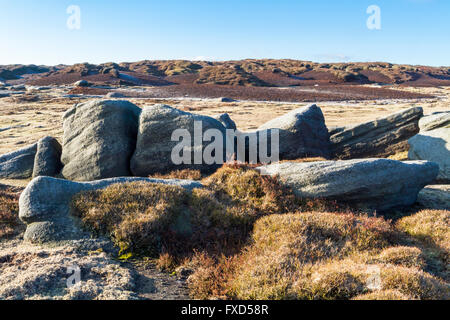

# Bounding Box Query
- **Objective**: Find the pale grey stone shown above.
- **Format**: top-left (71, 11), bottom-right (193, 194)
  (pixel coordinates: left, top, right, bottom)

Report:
top-left (0, 144), bottom-right (37, 179)
top-left (258, 159), bottom-right (439, 212)
top-left (408, 128), bottom-right (450, 182)
top-left (61, 100), bottom-right (141, 181)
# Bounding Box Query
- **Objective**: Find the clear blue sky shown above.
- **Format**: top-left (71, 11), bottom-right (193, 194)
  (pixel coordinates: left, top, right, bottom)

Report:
top-left (1, 0), bottom-right (449, 66)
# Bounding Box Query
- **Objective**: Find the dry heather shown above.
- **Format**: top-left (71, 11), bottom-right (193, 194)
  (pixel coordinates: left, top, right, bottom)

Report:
top-left (70, 165), bottom-right (450, 300)
top-left (0, 186), bottom-right (24, 239)
top-left (0, 161), bottom-right (445, 301)
top-left (397, 210), bottom-right (450, 251)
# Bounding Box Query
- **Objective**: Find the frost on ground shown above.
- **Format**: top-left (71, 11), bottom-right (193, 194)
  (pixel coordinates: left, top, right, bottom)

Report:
top-left (0, 239), bottom-right (138, 300)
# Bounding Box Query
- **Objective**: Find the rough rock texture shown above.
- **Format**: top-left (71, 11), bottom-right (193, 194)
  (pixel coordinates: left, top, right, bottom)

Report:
top-left (32, 136), bottom-right (63, 178)
top-left (74, 80), bottom-right (91, 87)
top-left (0, 240), bottom-right (138, 300)
top-left (417, 185), bottom-right (450, 210)
top-left (419, 112), bottom-right (450, 132)
top-left (19, 176), bottom-right (203, 243)
top-left (330, 107), bottom-right (423, 159)
top-left (0, 144), bottom-right (37, 179)
top-left (408, 128), bottom-right (450, 182)
top-left (61, 100), bottom-right (141, 181)
top-left (214, 113), bottom-right (237, 130)
top-left (131, 104), bottom-right (226, 175)
top-left (257, 104), bottom-right (331, 159)
top-left (258, 159), bottom-right (439, 212)
top-left (105, 92), bottom-right (125, 98)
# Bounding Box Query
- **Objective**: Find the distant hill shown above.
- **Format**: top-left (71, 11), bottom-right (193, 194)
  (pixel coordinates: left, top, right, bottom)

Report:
top-left (2, 59), bottom-right (450, 87)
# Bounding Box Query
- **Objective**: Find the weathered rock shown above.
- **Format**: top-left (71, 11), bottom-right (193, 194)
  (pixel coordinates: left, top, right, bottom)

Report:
top-left (0, 93), bottom-right (9, 98)
top-left (105, 92), bottom-right (125, 98)
top-left (258, 159), bottom-right (439, 212)
top-left (19, 176), bottom-right (203, 243)
top-left (32, 136), bottom-right (63, 178)
top-left (330, 107), bottom-right (423, 159)
top-left (257, 104), bottom-right (331, 159)
top-left (0, 144), bottom-right (37, 179)
top-left (218, 97), bottom-right (237, 103)
top-left (10, 85), bottom-right (26, 91)
top-left (214, 113), bottom-right (237, 130)
top-left (130, 104), bottom-right (226, 175)
top-left (74, 80), bottom-right (91, 87)
top-left (408, 128), bottom-right (450, 182)
top-left (417, 185), bottom-right (450, 210)
top-left (419, 112), bottom-right (450, 132)
top-left (61, 100), bottom-right (141, 181)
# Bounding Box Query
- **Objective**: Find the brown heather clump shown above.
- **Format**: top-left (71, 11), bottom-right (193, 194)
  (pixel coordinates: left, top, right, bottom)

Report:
top-left (374, 247), bottom-right (426, 269)
top-left (149, 169), bottom-right (203, 181)
top-left (0, 187), bottom-right (23, 239)
top-left (352, 289), bottom-right (415, 300)
top-left (397, 210), bottom-right (450, 251)
top-left (72, 182), bottom-right (191, 256)
top-left (227, 212), bottom-right (398, 300)
top-left (71, 166), bottom-right (302, 258)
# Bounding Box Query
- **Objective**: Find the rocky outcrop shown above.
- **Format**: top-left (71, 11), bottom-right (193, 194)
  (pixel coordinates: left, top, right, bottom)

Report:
top-left (0, 144), bottom-right (37, 179)
top-left (61, 100), bottom-right (141, 181)
top-left (130, 104), bottom-right (226, 175)
top-left (74, 80), bottom-right (91, 87)
top-left (419, 112), bottom-right (450, 132)
top-left (408, 128), bottom-right (450, 183)
top-left (32, 136), bottom-right (63, 178)
top-left (214, 113), bottom-right (237, 130)
top-left (258, 159), bottom-right (439, 212)
top-left (330, 107), bottom-right (423, 159)
top-left (257, 104), bottom-right (331, 159)
top-left (19, 176), bottom-right (203, 243)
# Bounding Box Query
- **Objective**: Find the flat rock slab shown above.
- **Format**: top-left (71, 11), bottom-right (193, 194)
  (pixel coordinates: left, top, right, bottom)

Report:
top-left (419, 112), bottom-right (450, 132)
top-left (258, 159), bottom-right (439, 212)
top-left (0, 144), bottom-right (37, 179)
top-left (19, 176), bottom-right (203, 243)
top-left (330, 107), bottom-right (423, 159)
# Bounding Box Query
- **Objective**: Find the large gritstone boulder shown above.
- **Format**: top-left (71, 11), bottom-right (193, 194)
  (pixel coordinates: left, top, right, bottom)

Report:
top-left (408, 128), bottom-right (450, 183)
top-left (330, 107), bottom-right (423, 159)
top-left (258, 159), bottom-right (439, 212)
top-left (130, 104), bottom-right (226, 176)
top-left (0, 144), bottom-right (37, 179)
top-left (257, 104), bottom-right (331, 159)
top-left (419, 112), bottom-right (450, 132)
top-left (61, 100), bottom-right (141, 181)
top-left (19, 176), bottom-right (203, 243)
top-left (32, 136), bottom-right (63, 178)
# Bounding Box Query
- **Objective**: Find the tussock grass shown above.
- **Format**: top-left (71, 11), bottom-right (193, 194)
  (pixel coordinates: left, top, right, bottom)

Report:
top-left (149, 169), bottom-right (203, 181)
top-left (0, 187), bottom-right (23, 239)
top-left (397, 210), bottom-right (449, 250)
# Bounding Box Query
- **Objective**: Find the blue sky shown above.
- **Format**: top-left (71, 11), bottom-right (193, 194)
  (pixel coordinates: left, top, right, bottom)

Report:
top-left (0, 0), bottom-right (449, 66)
